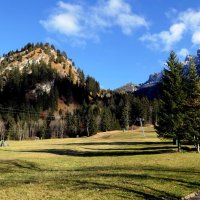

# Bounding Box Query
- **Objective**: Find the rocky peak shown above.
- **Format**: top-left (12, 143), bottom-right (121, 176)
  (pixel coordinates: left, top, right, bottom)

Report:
top-left (0, 43), bottom-right (78, 83)
top-left (144, 72), bottom-right (163, 84)
top-left (115, 82), bottom-right (139, 93)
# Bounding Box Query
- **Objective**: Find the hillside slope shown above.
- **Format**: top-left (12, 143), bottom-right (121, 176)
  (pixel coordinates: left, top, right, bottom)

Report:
top-left (0, 43), bottom-right (78, 83)
top-left (0, 43), bottom-right (88, 112)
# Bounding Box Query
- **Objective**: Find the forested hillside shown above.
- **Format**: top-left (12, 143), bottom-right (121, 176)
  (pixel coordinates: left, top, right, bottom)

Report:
top-left (0, 43), bottom-right (158, 140)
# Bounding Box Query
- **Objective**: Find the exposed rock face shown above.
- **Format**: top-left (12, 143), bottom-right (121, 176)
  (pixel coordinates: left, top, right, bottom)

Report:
top-left (0, 43), bottom-right (78, 83)
top-left (144, 72), bottom-right (163, 85)
top-left (138, 72), bottom-right (163, 89)
top-left (115, 83), bottom-right (139, 93)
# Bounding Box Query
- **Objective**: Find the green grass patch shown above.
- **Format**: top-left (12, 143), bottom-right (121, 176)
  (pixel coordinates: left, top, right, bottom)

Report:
top-left (0, 126), bottom-right (199, 200)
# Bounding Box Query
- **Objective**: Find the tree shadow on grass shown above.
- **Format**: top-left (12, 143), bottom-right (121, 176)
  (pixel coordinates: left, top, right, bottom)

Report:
top-left (14, 141), bottom-right (176, 157)
top-left (69, 179), bottom-right (179, 200)
top-left (142, 166), bottom-right (200, 175)
top-left (55, 141), bottom-right (173, 146)
top-left (69, 166), bottom-right (200, 199)
top-left (0, 160), bottom-right (40, 172)
top-left (1, 159), bottom-right (199, 199)
top-left (0, 160), bottom-right (42, 187)
top-left (101, 172), bottom-right (200, 188)
top-left (83, 146), bottom-right (175, 151)
top-left (19, 148), bottom-right (175, 157)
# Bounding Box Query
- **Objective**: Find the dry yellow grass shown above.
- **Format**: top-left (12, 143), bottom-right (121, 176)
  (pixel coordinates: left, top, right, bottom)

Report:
top-left (0, 126), bottom-right (199, 200)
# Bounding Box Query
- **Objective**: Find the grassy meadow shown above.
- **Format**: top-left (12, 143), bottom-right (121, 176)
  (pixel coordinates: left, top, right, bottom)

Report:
top-left (0, 126), bottom-right (200, 200)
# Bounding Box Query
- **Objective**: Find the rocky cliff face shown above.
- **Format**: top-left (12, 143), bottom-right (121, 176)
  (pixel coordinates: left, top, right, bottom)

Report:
top-left (139, 72), bottom-right (163, 89)
top-left (114, 83), bottom-right (139, 93)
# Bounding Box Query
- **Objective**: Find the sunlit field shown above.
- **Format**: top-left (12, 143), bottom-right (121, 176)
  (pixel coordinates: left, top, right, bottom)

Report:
top-left (0, 126), bottom-right (199, 200)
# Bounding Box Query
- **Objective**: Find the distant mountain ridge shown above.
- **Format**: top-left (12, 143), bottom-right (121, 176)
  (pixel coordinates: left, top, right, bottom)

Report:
top-left (116, 48), bottom-right (200, 97)
top-left (143, 48), bottom-right (200, 86)
top-left (114, 83), bottom-right (139, 93)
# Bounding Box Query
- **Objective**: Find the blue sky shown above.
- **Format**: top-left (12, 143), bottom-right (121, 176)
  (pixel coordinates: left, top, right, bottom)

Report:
top-left (1, 0), bottom-right (200, 89)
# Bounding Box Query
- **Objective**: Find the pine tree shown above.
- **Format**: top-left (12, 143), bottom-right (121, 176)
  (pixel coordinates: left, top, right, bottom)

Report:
top-left (121, 100), bottom-right (130, 130)
top-left (183, 58), bottom-right (200, 153)
top-left (88, 112), bottom-right (98, 136)
top-left (155, 51), bottom-right (186, 152)
top-left (101, 107), bottom-right (111, 132)
top-left (86, 76), bottom-right (100, 97)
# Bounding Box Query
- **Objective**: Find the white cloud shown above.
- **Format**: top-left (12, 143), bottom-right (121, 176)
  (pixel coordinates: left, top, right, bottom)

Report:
top-left (179, 9), bottom-right (200, 45)
top-left (141, 9), bottom-right (200, 51)
top-left (117, 13), bottom-right (148, 35)
top-left (178, 48), bottom-right (189, 58)
top-left (140, 23), bottom-right (185, 51)
top-left (159, 23), bottom-right (186, 49)
top-left (40, 2), bottom-right (85, 38)
top-left (179, 9), bottom-right (200, 31)
top-left (40, 0), bottom-right (148, 44)
top-left (43, 14), bottom-right (81, 36)
top-left (104, 0), bottom-right (131, 17)
top-left (192, 31), bottom-right (200, 45)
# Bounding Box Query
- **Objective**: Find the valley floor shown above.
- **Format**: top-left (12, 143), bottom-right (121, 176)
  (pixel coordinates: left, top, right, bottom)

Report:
top-left (0, 127), bottom-right (200, 200)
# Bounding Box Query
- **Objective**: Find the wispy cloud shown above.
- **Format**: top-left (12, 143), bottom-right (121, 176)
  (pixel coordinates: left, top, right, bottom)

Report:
top-left (192, 31), bottom-right (200, 45)
top-left (140, 23), bottom-right (186, 51)
top-left (140, 9), bottom-right (200, 51)
top-left (179, 9), bottom-right (200, 45)
top-left (40, 0), bottom-right (148, 45)
top-left (177, 48), bottom-right (189, 58)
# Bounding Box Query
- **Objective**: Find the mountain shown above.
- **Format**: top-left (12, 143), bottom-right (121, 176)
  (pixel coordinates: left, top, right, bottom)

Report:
top-left (116, 49), bottom-right (200, 99)
top-left (114, 83), bottom-right (139, 93)
top-left (0, 43), bottom-right (78, 83)
top-left (141, 48), bottom-right (200, 87)
top-left (114, 73), bottom-right (162, 99)
top-left (140, 72), bottom-right (163, 88)
top-left (0, 43), bottom-right (100, 112)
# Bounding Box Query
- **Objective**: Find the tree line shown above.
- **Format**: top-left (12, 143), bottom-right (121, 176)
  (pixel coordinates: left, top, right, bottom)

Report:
top-left (0, 61), bottom-right (158, 140)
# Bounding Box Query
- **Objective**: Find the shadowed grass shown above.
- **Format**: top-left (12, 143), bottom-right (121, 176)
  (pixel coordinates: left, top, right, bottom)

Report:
top-left (0, 126), bottom-right (199, 200)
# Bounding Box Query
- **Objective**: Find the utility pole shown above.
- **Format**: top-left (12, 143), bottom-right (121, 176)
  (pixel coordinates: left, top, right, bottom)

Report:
top-left (134, 117), bottom-right (145, 137)
top-left (139, 118), bottom-right (145, 137)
